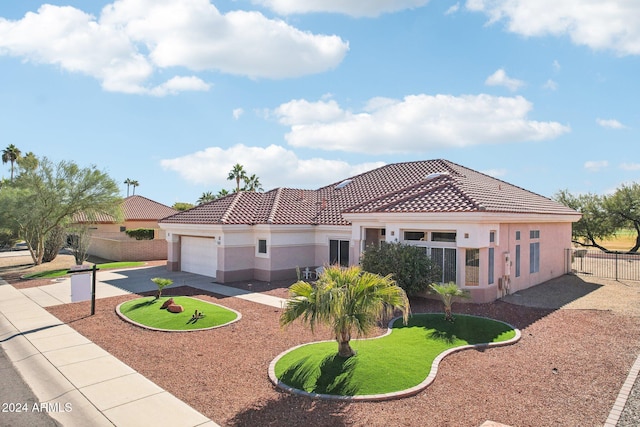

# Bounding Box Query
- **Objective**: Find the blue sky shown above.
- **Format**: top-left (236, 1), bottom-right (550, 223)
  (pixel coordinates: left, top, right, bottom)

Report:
top-left (1, 0), bottom-right (638, 207)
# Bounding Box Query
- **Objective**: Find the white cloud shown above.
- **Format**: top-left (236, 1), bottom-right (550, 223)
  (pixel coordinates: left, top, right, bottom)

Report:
top-left (596, 118), bottom-right (627, 129)
top-left (552, 60), bottom-right (561, 71)
top-left (620, 163), bottom-right (640, 171)
top-left (0, 0), bottom-right (348, 94)
top-left (466, 0), bottom-right (640, 56)
top-left (160, 144), bottom-right (385, 189)
top-left (543, 79), bottom-right (558, 91)
top-left (253, 0), bottom-right (431, 17)
top-left (485, 69), bottom-right (525, 92)
top-left (445, 3), bottom-right (460, 15)
top-left (149, 76), bottom-right (210, 96)
top-left (232, 108), bottom-right (244, 119)
top-left (481, 168), bottom-right (507, 177)
top-left (584, 160), bottom-right (609, 172)
top-left (271, 94), bottom-right (570, 154)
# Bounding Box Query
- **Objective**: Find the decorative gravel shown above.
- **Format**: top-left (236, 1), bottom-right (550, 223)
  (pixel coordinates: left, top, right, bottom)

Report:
top-left (45, 282), bottom-right (640, 427)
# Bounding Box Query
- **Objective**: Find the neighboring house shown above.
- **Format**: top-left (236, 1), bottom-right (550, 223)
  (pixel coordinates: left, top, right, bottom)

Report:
top-left (159, 160), bottom-right (581, 302)
top-left (75, 195), bottom-right (177, 261)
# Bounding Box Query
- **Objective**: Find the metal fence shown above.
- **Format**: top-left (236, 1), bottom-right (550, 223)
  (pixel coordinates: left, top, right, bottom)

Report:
top-left (566, 248), bottom-right (640, 281)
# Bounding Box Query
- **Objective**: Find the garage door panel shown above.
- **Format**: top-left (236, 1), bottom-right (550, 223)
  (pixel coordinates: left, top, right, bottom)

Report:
top-left (181, 236), bottom-right (217, 278)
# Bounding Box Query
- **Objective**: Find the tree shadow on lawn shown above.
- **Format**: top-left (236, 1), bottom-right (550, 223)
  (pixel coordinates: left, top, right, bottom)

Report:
top-left (279, 354), bottom-right (359, 396)
top-left (227, 393), bottom-right (351, 427)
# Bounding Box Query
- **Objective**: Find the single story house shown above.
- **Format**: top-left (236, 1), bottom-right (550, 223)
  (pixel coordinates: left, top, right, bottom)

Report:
top-left (75, 195), bottom-right (177, 261)
top-left (159, 159), bottom-right (581, 302)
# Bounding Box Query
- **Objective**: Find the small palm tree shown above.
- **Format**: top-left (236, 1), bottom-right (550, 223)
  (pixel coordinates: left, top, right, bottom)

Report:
top-left (151, 277), bottom-right (173, 300)
top-left (429, 282), bottom-right (469, 322)
top-left (197, 191), bottom-right (216, 205)
top-left (227, 163), bottom-right (248, 192)
top-left (281, 265), bottom-right (410, 358)
top-left (2, 144), bottom-right (21, 181)
top-left (216, 189), bottom-right (230, 198)
top-left (130, 180), bottom-right (139, 195)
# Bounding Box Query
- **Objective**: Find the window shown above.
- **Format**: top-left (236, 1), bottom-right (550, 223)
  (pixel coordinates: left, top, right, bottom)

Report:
top-left (330, 239), bottom-right (349, 267)
top-left (515, 245), bottom-right (521, 277)
top-left (515, 231), bottom-right (521, 241)
top-left (431, 232), bottom-right (456, 242)
top-left (431, 247), bottom-right (457, 283)
top-left (465, 249), bottom-right (479, 286)
top-left (489, 231), bottom-right (495, 243)
top-left (404, 231), bottom-right (425, 241)
top-left (257, 239), bottom-right (267, 254)
top-left (530, 242), bottom-right (540, 273)
top-left (530, 230), bottom-right (540, 239)
top-left (488, 247), bottom-right (495, 284)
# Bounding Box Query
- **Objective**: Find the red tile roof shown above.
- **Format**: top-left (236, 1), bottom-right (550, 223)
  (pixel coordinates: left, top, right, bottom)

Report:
top-left (74, 195), bottom-right (177, 223)
top-left (160, 159), bottom-right (578, 226)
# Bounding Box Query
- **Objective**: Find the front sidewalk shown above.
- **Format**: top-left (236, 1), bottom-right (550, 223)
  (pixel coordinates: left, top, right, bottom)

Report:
top-left (0, 277), bottom-right (218, 427)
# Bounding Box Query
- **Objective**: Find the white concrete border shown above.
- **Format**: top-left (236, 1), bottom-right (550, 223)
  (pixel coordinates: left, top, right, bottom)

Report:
top-left (268, 314), bottom-right (521, 401)
top-left (115, 296), bottom-right (241, 332)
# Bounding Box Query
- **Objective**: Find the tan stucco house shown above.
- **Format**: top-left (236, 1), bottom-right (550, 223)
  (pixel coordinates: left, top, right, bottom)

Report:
top-left (159, 159), bottom-right (581, 302)
top-left (75, 195), bottom-right (177, 261)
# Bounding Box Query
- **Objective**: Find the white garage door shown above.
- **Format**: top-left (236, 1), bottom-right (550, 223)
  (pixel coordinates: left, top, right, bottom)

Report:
top-left (181, 236), bottom-right (217, 278)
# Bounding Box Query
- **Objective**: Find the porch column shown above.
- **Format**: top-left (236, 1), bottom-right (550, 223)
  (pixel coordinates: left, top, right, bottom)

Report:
top-left (166, 233), bottom-right (180, 272)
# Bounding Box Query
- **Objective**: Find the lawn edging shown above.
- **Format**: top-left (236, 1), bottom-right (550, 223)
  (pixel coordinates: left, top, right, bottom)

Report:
top-left (116, 296), bottom-right (241, 332)
top-left (268, 313), bottom-right (521, 401)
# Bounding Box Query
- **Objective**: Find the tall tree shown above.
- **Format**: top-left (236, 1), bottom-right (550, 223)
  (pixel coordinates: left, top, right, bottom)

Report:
top-left (197, 191), bottom-right (216, 205)
top-left (603, 183), bottom-right (640, 252)
top-left (0, 157), bottom-right (122, 265)
top-left (130, 179), bottom-right (139, 195)
top-left (2, 144), bottom-right (21, 181)
top-left (555, 189), bottom-right (615, 251)
top-left (280, 265), bottom-right (410, 358)
top-left (227, 163), bottom-right (248, 192)
top-left (243, 174), bottom-right (263, 192)
top-left (16, 151), bottom-right (38, 173)
top-left (124, 178), bottom-right (133, 197)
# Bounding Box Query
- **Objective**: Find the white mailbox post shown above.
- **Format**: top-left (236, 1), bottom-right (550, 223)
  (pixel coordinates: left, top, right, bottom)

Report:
top-left (68, 264), bottom-right (99, 315)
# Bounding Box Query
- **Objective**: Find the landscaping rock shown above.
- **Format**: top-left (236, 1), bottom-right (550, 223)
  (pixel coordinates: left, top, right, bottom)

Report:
top-left (160, 298), bottom-right (175, 309)
top-left (167, 304), bottom-right (184, 313)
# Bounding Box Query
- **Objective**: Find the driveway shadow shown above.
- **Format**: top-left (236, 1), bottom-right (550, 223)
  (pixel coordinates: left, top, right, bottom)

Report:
top-left (501, 274), bottom-right (603, 310)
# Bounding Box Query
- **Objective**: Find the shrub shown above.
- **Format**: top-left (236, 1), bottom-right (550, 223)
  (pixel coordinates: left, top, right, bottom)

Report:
top-left (125, 228), bottom-right (154, 240)
top-left (0, 228), bottom-right (18, 250)
top-left (361, 241), bottom-right (441, 295)
top-left (42, 225), bottom-right (66, 263)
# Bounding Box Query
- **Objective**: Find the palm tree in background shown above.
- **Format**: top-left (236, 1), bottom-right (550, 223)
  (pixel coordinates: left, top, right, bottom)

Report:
top-left (131, 180), bottom-right (139, 195)
top-left (243, 174), bottom-right (263, 192)
top-left (227, 163), bottom-right (248, 192)
top-left (280, 265), bottom-right (410, 358)
top-left (2, 144), bottom-right (21, 181)
top-left (124, 178), bottom-right (133, 197)
top-left (216, 189), bottom-right (230, 198)
top-left (197, 191), bottom-right (216, 205)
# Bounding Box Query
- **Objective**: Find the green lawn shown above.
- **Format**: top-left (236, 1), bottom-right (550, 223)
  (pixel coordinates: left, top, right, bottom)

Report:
top-left (118, 296), bottom-right (239, 331)
top-left (24, 261), bottom-right (146, 279)
top-left (274, 313), bottom-right (516, 396)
